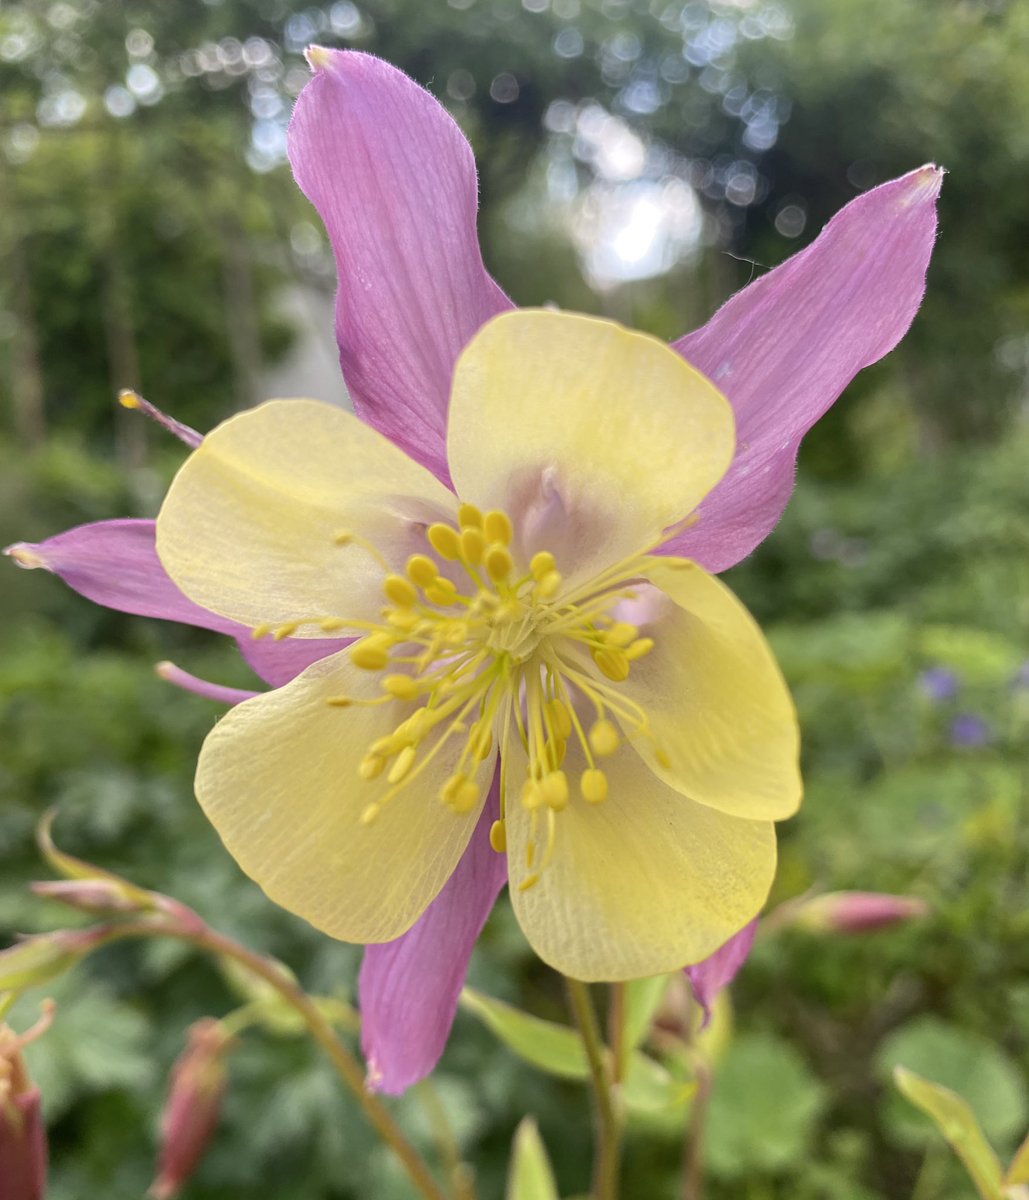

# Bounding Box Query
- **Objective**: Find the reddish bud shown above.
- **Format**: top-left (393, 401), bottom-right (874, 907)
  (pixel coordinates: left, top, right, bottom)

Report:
top-left (149, 1019), bottom-right (236, 1200)
top-left (0, 1003), bottom-right (54, 1200)
top-left (31, 879), bottom-right (150, 916)
top-left (783, 890), bottom-right (930, 935)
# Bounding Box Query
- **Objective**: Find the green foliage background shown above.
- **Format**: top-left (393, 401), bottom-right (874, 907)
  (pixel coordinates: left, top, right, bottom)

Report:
top-left (2, 1), bottom-right (1028, 1196)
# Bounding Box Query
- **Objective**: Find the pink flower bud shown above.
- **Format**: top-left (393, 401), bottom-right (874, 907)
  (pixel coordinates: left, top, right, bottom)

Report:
top-left (30, 879), bottom-right (151, 916)
top-left (784, 891), bottom-right (930, 935)
top-left (0, 1003), bottom-right (54, 1200)
top-left (149, 1019), bottom-right (235, 1200)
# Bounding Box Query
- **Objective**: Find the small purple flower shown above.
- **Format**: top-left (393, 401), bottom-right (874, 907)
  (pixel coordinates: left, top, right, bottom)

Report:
top-left (918, 666), bottom-right (959, 703)
top-left (949, 713), bottom-right (993, 749)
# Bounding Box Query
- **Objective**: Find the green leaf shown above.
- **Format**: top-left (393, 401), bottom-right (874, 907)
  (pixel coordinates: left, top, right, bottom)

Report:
top-left (507, 1117), bottom-right (559, 1200)
top-left (461, 988), bottom-right (587, 1079)
top-left (877, 1017), bottom-right (1028, 1151)
top-left (623, 975), bottom-right (671, 1050)
top-left (461, 988), bottom-right (689, 1114)
top-left (705, 1032), bottom-right (826, 1178)
top-left (893, 1066), bottom-right (1005, 1200)
top-left (1004, 1129), bottom-right (1029, 1186)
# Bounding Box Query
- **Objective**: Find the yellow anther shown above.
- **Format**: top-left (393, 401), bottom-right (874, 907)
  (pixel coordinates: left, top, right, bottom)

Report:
top-left (351, 634), bottom-right (393, 670)
top-left (489, 819), bottom-right (507, 853)
top-left (383, 674), bottom-right (419, 700)
top-left (536, 570), bottom-right (562, 600)
top-left (521, 778), bottom-right (544, 810)
top-left (426, 581), bottom-right (458, 607)
top-left (385, 608), bottom-right (420, 630)
top-left (273, 621), bottom-right (299, 641)
top-left (359, 754), bottom-right (385, 780)
top-left (547, 737), bottom-right (567, 769)
top-left (606, 622), bottom-right (639, 648)
top-left (470, 720), bottom-right (493, 761)
top-left (530, 551), bottom-right (557, 581)
top-left (460, 526), bottom-right (486, 565)
top-left (546, 698), bottom-right (573, 739)
top-left (625, 637), bottom-right (654, 661)
top-left (384, 574), bottom-right (418, 608)
top-left (447, 775), bottom-right (480, 813)
top-left (406, 554), bottom-right (439, 587)
top-left (581, 768), bottom-right (608, 804)
top-left (326, 696), bottom-right (353, 708)
top-left (485, 544), bottom-right (513, 582)
top-left (319, 617), bottom-right (348, 632)
top-left (118, 388), bottom-right (141, 409)
top-left (360, 803), bottom-right (381, 826)
top-left (334, 530), bottom-right (354, 546)
top-left (541, 770), bottom-right (569, 811)
top-left (387, 745), bottom-right (417, 785)
top-left (589, 718), bottom-right (620, 757)
top-left (518, 872), bottom-right (541, 893)
top-left (655, 747), bottom-right (672, 769)
top-left (483, 510), bottom-right (513, 545)
top-left (251, 624), bottom-right (272, 640)
top-left (427, 523), bottom-right (462, 560)
top-left (593, 647), bottom-right (630, 682)
top-left (458, 502), bottom-right (483, 529)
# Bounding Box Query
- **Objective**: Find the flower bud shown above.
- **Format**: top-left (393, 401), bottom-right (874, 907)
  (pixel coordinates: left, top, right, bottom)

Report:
top-left (0, 1003), bottom-right (54, 1200)
top-left (31, 878), bottom-right (149, 916)
top-left (149, 1019), bottom-right (236, 1200)
top-left (0, 929), bottom-right (105, 993)
top-left (783, 891), bottom-right (930, 935)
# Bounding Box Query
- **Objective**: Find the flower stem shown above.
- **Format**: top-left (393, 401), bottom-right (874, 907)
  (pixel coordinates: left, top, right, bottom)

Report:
top-left (564, 976), bottom-right (623, 1200)
top-left (91, 915), bottom-right (450, 1200)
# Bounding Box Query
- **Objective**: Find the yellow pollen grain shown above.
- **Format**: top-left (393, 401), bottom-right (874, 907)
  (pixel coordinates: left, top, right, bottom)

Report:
top-left (541, 771), bottom-right (569, 811)
top-left (384, 574), bottom-right (418, 608)
top-left (530, 551), bottom-right (556, 581)
top-left (406, 554), bottom-right (439, 587)
top-left (351, 635), bottom-right (393, 670)
top-left (521, 778), bottom-right (544, 810)
top-left (593, 647), bottom-right (630, 682)
top-left (359, 754), bottom-right (385, 780)
top-left (625, 637), bottom-right (654, 661)
top-left (536, 570), bottom-right (562, 600)
top-left (458, 502), bottom-right (483, 529)
top-left (589, 718), bottom-right (620, 757)
top-left (546, 698), bottom-right (573, 739)
top-left (606, 622), bottom-right (639, 648)
top-left (460, 526), bottom-right (486, 565)
top-left (581, 768), bottom-right (608, 804)
top-left (427, 523), bottom-right (462, 560)
top-left (485, 544), bottom-right (513, 582)
top-left (489, 819), bottom-right (507, 853)
top-left (483, 510), bottom-right (513, 545)
top-left (387, 745), bottom-right (417, 785)
top-left (383, 674), bottom-right (419, 700)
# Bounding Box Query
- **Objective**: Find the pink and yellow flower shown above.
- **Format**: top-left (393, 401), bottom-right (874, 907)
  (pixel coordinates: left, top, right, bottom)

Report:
top-left (6, 50), bottom-right (941, 1093)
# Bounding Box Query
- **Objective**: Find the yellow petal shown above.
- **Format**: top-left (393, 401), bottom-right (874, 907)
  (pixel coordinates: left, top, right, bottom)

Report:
top-left (505, 736), bottom-right (776, 980)
top-left (156, 399), bottom-right (456, 632)
top-left (195, 651), bottom-right (495, 942)
top-left (447, 311), bottom-right (734, 585)
top-left (616, 557), bottom-right (801, 820)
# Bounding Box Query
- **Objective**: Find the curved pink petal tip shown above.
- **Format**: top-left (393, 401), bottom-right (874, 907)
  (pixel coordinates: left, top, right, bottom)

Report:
top-left (667, 165), bottom-right (943, 571)
top-left (289, 49), bottom-right (513, 482)
top-left (359, 774), bottom-right (505, 1094)
top-left (685, 918), bottom-right (759, 1027)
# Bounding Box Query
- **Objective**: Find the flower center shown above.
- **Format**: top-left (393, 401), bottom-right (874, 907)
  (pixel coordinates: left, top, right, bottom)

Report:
top-left (254, 502), bottom-right (661, 889)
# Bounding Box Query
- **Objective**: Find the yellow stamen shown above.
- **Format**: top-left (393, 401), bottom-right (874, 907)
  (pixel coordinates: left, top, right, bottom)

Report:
top-left (383, 674), bottom-right (419, 700)
top-left (581, 768), bottom-right (608, 804)
top-left (427, 523), bottom-right (462, 560)
top-left (536, 570), bottom-right (562, 600)
top-left (360, 754), bottom-right (385, 780)
top-left (485, 544), bottom-right (513, 582)
top-left (541, 770), bottom-right (569, 811)
top-left (458, 502), bottom-right (483, 529)
top-left (483, 510), bottom-right (513, 545)
top-left (589, 718), bottom-right (620, 757)
top-left (606, 621), bottom-right (639, 648)
top-left (625, 637), bottom-right (654, 661)
top-left (530, 551), bottom-right (556, 581)
top-left (387, 745), bottom-right (417, 785)
top-left (407, 554), bottom-right (439, 587)
top-left (384, 574), bottom-right (418, 608)
top-left (593, 646), bottom-right (630, 682)
top-left (351, 635), bottom-right (393, 670)
top-left (460, 526), bottom-right (486, 565)
top-left (489, 819), bottom-right (507, 853)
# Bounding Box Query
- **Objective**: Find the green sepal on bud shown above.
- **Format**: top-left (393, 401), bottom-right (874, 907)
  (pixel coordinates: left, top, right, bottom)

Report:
top-left (35, 811), bottom-right (157, 915)
top-left (0, 929), bottom-right (106, 993)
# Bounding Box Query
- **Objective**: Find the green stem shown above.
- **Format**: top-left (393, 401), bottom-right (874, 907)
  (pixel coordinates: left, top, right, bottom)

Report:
top-left (93, 915), bottom-right (450, 1200)
top-left (417, 1079), bottom-right (478, 1200)
top-left (564, 976), bottom-right (623, 1200)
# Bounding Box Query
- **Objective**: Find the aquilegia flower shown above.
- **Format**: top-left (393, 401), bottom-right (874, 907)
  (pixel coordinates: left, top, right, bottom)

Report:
top-left (5, 50), bottom-right (942, 1092)
top-left (155, 307), bottom-right (796, 980)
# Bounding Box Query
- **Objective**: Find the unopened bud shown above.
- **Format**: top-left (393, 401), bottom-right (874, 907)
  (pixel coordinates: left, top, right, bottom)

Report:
top-left (0, 930), bottom-right (105, 993)
top-left (782, 891), bottom-right (930, 935)
top-left (0, 1002), bottom-right (54, 1200)
top-left (31, 878), bottom-right (150, 916)
top-left (149, 1018), bottom-right (236, 1200)
top-left (36, 810), bottom-right (156, 911)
